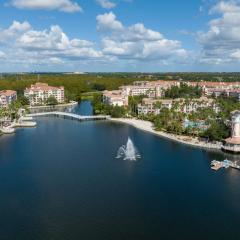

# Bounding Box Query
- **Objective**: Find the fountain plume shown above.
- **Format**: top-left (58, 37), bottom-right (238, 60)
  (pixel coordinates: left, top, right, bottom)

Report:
top-left (116, 137), bottom-right (140, 161)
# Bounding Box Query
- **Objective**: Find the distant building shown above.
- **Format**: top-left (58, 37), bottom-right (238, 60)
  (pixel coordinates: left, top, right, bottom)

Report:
top-left (223, 111), bottom-right (240, 153)
top-left (103, 90), bottom-right (128, 107)
top-left (24, 82), bottom-right (64, 106)
top-left (188, 81), bottom-right (240, 100)
top-left (103, 80), bottom-right (240, 109)
top-left (0, 90), bottom-right (17, 107)
top-left (120, 80), bottom-right (180, 99)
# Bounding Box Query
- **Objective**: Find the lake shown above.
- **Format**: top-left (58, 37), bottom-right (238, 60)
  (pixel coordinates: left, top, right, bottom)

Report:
top-left (0, 101), bottom-right (239, 240)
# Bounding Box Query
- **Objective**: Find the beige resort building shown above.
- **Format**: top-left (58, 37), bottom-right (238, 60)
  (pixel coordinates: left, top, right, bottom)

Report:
top-left (137, 97), bottom-right (219, 115)
top-left (24, 83), bottom-right (64, 106)
top-left (102, 90), bottom-right (128, 106)
top-left (0, 90), bottom-right (17, 107)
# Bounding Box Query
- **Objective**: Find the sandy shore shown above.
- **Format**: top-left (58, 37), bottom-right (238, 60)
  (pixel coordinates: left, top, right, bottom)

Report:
top-left (110, 118), bottom-right (222, 151)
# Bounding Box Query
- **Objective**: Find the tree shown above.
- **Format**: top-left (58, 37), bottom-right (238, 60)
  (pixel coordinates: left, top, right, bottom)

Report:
top-left (109, 106), bottom-right (126, 118)
top-left (92, 93), bottom-right (104, 114)
top-left (46, 96), bottom-right (58, 105)
top-left (165, 83), bottom-right (202, 99)
top-left (17, 95), bottom-right (29, 106)
top-left (201, 121), bottom-right (230, 141)
top-left (92, 83), bottom-right (106, 91)
top-left (128, 95), bottom-right (145, 116)
top-left (153, 101), bottom-right (162, 110)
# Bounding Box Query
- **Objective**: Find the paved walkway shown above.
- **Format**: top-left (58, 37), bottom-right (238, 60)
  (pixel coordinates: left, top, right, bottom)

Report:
top-left (27, 112), bottom-right (110, 121)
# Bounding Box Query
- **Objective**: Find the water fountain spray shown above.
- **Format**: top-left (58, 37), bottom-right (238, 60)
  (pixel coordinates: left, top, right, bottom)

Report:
top-left (116, 137), bottom-right (141, 161)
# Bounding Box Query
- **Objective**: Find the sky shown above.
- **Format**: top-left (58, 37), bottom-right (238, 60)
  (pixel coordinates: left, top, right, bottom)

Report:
top-left (0, 0), bottom-right (240, 72)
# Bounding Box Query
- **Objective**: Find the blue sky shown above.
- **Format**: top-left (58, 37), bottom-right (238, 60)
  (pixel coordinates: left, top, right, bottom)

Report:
top-left (0, 0), bottom-right (240, 72)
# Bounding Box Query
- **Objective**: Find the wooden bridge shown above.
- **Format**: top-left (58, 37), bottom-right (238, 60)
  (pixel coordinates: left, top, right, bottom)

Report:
top-left (27, 112), bottom-right (110, 122)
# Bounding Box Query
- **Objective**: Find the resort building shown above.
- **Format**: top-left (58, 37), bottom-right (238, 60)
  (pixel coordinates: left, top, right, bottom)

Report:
top-left (137, 97), bottom-right (219, 115)
top-left (120, 80), bottom-right (180, 99)
top-left (120, 85), bottom-right (157, 98)
top-left (188, 81), bottom-right (240, 90)
top-left (223, 111), bottom-right (240, 153)
top-left (103, 90), bottom-right (128, 107)
top-left (103, 79), bottom-right (240, 109)
top-left (227, 90), bottom-right (240, 101)
top-left (204, 88), bottom-right (226, 97)
top-left (188, 81), bottom-right (240, 100)
top-left (137, 98), bottom-right (173, 115)
top-left (24, 82), bottom-right (64, 106)
top-left (0, 90), bottom-right (17, 107)
top-left (179, 97), bottom-right (219, 114)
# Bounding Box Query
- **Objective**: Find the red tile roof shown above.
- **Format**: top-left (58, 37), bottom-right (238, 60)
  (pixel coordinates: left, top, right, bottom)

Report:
top-left (0, 90), bottom-right (17, 97)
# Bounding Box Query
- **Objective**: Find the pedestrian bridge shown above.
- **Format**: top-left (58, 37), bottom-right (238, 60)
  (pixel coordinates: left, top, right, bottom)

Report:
top-left (27, 112), bottom-right (110, 122)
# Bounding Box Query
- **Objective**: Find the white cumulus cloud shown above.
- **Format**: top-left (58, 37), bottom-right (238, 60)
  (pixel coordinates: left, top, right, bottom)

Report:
top-left (0, 20), bottom-right (103, 68)
top-left (16, 25), bottom-right (102, 59)
top-left (97, 12), bottom-right (188, 61)
top-left (0, 12), bottom-right (189, 70)
top-left (96, 0), bottom-right (116, 9)
top-left (0, 21), bottom-right (31, 42)
top-left (97, 12), bottom-right (123, 31)
top-left (198, 1), bottom-right (240, 63)
top-left (10, 0), bottom-right (82, 13)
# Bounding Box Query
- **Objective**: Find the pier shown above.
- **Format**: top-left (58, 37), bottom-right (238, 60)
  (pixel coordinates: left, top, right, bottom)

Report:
top-left (211, 159), bottom-right (240, 171)
top-left (27, 112), bottom-right (110, 122)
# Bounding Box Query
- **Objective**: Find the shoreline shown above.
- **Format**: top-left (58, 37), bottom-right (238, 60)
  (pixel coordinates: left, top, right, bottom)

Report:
top-left (0, 117), bottom-right (37, 135)
top-left (28, 101), bottom-right (78, 110)
top-left (110, 118), bottom-right (222, 151)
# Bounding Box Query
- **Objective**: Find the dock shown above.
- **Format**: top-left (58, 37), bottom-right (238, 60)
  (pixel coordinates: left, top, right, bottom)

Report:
top-left (211, 159), bottom-right (240, 171)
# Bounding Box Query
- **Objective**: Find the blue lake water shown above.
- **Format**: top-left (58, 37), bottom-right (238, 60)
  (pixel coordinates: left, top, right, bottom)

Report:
top-left (0, 101), bottom-right (240, 240)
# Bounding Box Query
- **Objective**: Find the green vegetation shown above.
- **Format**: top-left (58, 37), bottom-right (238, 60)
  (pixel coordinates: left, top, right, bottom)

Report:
top-left (90, 88), bottom-right (238, 142)
top-left (188, 107), bottom-right (216, 122)
top-left (196, 96), bottom-right (240, 141)
top-left (153, 108), bottom-right (185, 135)
top-left (128, 96), bottom-right (145, 116)
top-left (0, 73), bottom-right (148, 102)
top-left (165, 83), bottom-right (202, 99)
top-left (216, 96), bottom-right (240, 120)
top-left (92, 93), bottom-right (126, 118)
top-left (17, 95), bottom-right (30, 106)
top-left (1, 72), bottom-right (240, 142)
top-left (81, 92), bottom-right (98, 101)
top-left (200, 121), bottom-right (230, 142)
top-left (46, 96), bottom-right (58, 106)
top-left (0, 100), bottom-right (26, 121)
top-left (1, 72), bottom-right (240, 102)
top-left (139, 95), bottom-right (240, 141)
top-left (154, 72), bottom-right (240, 82)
